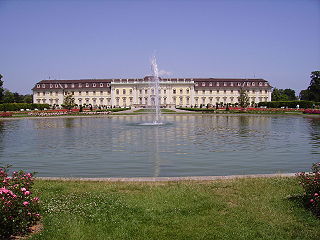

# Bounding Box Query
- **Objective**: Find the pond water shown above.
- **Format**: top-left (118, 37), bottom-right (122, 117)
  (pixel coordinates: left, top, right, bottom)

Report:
top-left (0, 115), bottom-right (319, 177)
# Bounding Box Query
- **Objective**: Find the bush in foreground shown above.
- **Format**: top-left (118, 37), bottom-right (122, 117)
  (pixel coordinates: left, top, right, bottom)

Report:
top-left (0, 165), bottom-right (41, 239)
top-left (297, 162), bottom-right (320, 217)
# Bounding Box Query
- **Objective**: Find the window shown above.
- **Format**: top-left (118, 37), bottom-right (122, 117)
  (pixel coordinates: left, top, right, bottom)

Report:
top-left (55, 92), bottom-right (58, 96)
top-left (37, 84), bottom-right (40, 88)
top-left (79, 91), bottom-right (82, 95)
top-left (173, 89), bottom-right (176, 94)
top-left (72, 91), bottom-right (74, 95)
top-left (100, 91), bottom-right (103, 95)
top-left (42, 84), bottom-right (45, 88)
top-left (139, 89), bottom-right (142, 94)
top-left (86, 91), bottom-right (89, 95)
top-left (202, 82), bottom-right (205, 86)
top-left (145, 89), bottom-right (148, 94)
top-left (79, 83), bottom-right (82, 87)
top-left (43, 92), bottom-right (45, 96)
top-left (86, 83), bottom-right (89, 87)
top-left (55, 84), bottom-right (58, 88)
top-left (224, 82), bottom-right (227, 86)
top-left (50, 91), bottom-right (53, 96)
top-left (217, 82), bottom-right (220, 86)
top-left (129, 89), bottom-right (133, 94)
top-left (224, 90), bottom-right (226, 93)
top-left (151, 89), bottom-right (154, 95)
top-left (252, 82), bottom-right (255, 86)
top-left (202, 90), bottom-right (205, 94)
top-left (37, 92), bottom-right (40, 96)
top-left (93, 83), bottom-right (96, 87)
top-left (123, 89), bottom-right (126, 94)
top-left (186, 89), bottom-right (189, 94)
top-left (100, 83), bottom-right (103, 87)
top-left (64, 84), bottom-right (68, 88)
top-left (164, 89), bottom-right (166, 94)
top-left (93, 91), bottom-right (96, 95)
top-left (50, 84), bottom-right (53, 88)
top-left (209, 82), bottom-right (212, 86)
top-left (230, 82), bottom-right (234, 86)
top-left (217, 90), bottom-right (219, 93)
top-left (195, 82), bottom-right (199, 86)
top-left (186, 97), bottom-right (189, 104)
top-left (116, 89), bottom-right (119, 94)
top-left (210, 90), bottom-right (212, 94)
top-left (231, 90), bottom-right (233, 93)
top-left (195, 90), bottom-right (198, 94)
top-left (265, 90), bottom-right (267, 94)
top-left (71, 84), bottom-right (75, 88)
top-left (180, 89), bottom-right (183, 94)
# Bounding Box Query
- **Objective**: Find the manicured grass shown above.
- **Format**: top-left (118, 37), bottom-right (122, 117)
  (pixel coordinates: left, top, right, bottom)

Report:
top-left (29, 178), bottom-right (319, 240)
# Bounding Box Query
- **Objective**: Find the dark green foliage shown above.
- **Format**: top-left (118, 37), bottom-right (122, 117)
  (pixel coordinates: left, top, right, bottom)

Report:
top-left (297, 162), bottom-right (320, 217)
top-left (0, 74), bottom-right (4, 103)
top-left (0, 103), bottom-right (50, 111)
top-left (177, 107), bottom-right (215, 112)
top-left (272, 88), bottom-right (297, 101)
top-left (258, 100), bottom-right (318, 108)
top-left (238, 89), bottom-right (250, 108)
top-left (300, 71), bottom-right (320, 102)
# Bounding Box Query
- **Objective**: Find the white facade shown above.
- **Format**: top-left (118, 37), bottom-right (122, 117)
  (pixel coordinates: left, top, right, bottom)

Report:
top-left (33, 77), bottom-right (272, 108)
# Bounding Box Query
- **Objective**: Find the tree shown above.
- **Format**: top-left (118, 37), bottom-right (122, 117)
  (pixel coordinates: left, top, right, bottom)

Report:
top-left (23, 94), bottom-right (33, 103)
top-left (2, 89), bottom-right (14, 103)
top-left (271, 88), bottom-right (297, 101)
top-left (300, 71), bottom-right (320, 102)
top-left (61, 93), bottom-right (76, 110)
top-left (238, 89), bottom-right (250, 108)
top-left (0, 74), bottom-right (4, 103)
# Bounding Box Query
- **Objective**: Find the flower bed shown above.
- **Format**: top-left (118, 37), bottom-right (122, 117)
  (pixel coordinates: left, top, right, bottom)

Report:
top-left (0, 165), bottom-right (41, 238)
top-left (0, 112), bottom-right (13, 117)
top-left (303, 109), bottom-right (320, 114)
top-left (297, 162), bottom-right (320, 217)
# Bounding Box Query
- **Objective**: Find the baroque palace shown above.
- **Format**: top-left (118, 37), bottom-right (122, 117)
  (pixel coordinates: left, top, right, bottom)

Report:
top-left (32, 77), bottom-right (272, 108)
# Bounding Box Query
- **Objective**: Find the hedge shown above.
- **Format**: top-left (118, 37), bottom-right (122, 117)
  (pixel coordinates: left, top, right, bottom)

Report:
top-left (177, 107), bottom-right (216, 112)
top-left (0, 103), bottom-right (50, 111)
top-left (258, 100), bottom-right (319, 109)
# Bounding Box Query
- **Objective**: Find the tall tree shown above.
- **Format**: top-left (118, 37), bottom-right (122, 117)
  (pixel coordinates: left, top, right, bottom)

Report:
top-left (272, 88), bottom-right (296, 101)
top-left (0, 74), bottom-right (4, 103)
top-left (62, 93), bottom-right (76, 110)
top-left (300, 71), bottom-right (320, 102)
top-left (238, 89), bottom-right (250, 108)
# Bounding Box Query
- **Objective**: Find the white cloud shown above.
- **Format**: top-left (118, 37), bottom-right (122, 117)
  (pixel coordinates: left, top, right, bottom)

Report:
top-left (158, 70), bottom-right (172, 76)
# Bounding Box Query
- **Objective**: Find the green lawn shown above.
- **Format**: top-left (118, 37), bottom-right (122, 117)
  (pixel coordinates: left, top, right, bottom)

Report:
top-left (29, 178), bottom-right (319, 240)
top-left (133, 109), bottom-right (176, 113)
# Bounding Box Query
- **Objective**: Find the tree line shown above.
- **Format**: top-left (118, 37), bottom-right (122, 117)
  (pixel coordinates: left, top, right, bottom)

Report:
top-left (0, 74), bottom-right (33, 103)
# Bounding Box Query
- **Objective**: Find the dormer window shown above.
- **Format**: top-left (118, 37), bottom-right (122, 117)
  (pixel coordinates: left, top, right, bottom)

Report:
top-left (93, 83), bottom-right (96, 87)
top-left (173, 89), bottom-right (176, 94)
top-left (252, 82), bottom-right (255, 86)
top-left (264, 83), bottom-right (268, 86)
top-left (42, 84), bottom-right (45, 88)
top-left (55, 84), bottom-right (58, 88)
top-left (195, 82), bottom-right (198, 86)
top-left (64, 84), bottom-right (68, 88)
top-left (247, 82), bottom-right (250, 86)
top-left (217, 82), bottom-right (220, 86)
top-left (238, 82), bottom-right (241, 86)
top-left (259, 82), bottom-right (262, 86)
top-left (100, 83), bottom-right (103, 87)
top-left (86, 83), bottom-right (89, 87)
top-left (202, 82), bottom-right (205, 86)
top-left (50, 84), bottom-right (53, 88)
top-left (230, 82), bottom-right (234, 86)
top-left (209, 82), bottom-right (213, 86)
top-left (107, 83), bottom-right (110, 87)
top-left (37, 84), bottom-right (40, 88)
top-left (224, 82), bottom-right (227, 86)
top-left (71, 84), bottom-right (75, 88)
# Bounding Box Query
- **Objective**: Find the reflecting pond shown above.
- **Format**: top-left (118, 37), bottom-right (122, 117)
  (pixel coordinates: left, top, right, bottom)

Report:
top-left (0, 114), bottom-right (319, 177)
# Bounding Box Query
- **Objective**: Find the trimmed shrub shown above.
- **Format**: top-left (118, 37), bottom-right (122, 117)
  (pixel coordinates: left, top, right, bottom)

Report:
top-left (0, 165), bottom-right (41, 238)
top-left (177, 107), bottom-right (216, 112)
top-left (0, 103), bottom-right (50, 111)
top-left (297, 162), bottom-right (320, 217)
top-left (258, 100), bottom-right (318, 109)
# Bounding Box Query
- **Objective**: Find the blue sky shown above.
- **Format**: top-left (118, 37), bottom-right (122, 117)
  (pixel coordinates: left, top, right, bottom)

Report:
top-left (0, 0), bottom-right (319, 94)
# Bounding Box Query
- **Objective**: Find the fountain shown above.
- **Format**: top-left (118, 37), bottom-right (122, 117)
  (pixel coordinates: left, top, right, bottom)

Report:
top-left (150, 56), bottom-right (162, 124)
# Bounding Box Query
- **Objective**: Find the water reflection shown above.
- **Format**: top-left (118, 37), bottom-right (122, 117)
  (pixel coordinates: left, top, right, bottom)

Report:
top-left (0, 115), bottom-right (319, 177)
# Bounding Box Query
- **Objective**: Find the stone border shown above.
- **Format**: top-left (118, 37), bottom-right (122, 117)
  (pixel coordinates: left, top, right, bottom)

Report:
top-left (37, 173), bottom-right (296, 182)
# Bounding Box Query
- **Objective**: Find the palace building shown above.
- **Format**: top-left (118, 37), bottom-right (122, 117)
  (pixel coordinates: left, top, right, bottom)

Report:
top-left (32, 77), bottom-right (272, 108)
